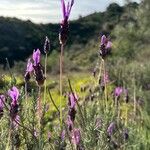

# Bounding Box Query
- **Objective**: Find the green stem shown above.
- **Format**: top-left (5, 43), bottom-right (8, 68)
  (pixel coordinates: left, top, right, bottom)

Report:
top-left (48, 88), bottom-right (60, 115)
top-left (60, 44), bottom-right (64, 127)
top-left (44, 53), bottom-right (48, 105)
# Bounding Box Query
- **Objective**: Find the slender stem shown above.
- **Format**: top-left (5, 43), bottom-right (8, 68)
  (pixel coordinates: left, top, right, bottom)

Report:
top-left (44, 53), bottom-right (48, 105)
top-left (133, 80), bottom-right (136, 116)
top-left (60, 44), bottom-right (64, 126)
top-left (103, 59), bottom-right (108, 112)
top-left (48, 88), bottom-right (60, 114)
top-left (97, 59), bottom-right (103, 86)
top-left (125, 104), bottom-right (128, 126)
top-left (38, 86), bottom-right (42, 132)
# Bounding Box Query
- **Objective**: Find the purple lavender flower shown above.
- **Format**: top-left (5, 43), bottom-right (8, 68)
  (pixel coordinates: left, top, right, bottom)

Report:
top-left (26, 58), bottom-right (33, 72)
top-left (71, 128), bottom-right (81, 146)
top-left (61, 0), bottom-right (74, 21)
top-left (8, 86), bottom-right (19, 106)
top-left (100, 35), bottom-right (112, 58)
top-left (0, 95), bottom-right (5, 118)
top-left (114, 87), bottom-right (123, 97)
top-left (8, 87), bottom-right (20, 119)
top-left (106, 41), bottom-right (112, 49)
top-left (68, 93), bottom-right (78, 109)
top-left (66, 116), bottom-right (73, 131)
top-left (32, 49), bottom-right (41, 66)
top-left (44, 36), bottom-right (50, 54)
top-left (32, 49), bottom-right (45, 86)
top-left (107, 122), bottom-right (115, 136)
top-left (61, 130), bottom-right (66, 141)
top-left (24, 58), bottom-right (33, 81)
top-left (59, 0), bottom-right (74, 45)
top-left (101, 35), bottom-right (107, 45)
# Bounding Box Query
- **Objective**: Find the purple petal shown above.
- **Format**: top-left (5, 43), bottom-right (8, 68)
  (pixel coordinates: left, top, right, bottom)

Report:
top-left (107, 122), bottom-right (115, 136)
top-left (8, 86), bottom-right (19, 104)
top-left (67, 0), bottom-right (74, 18)
top-left (26, 58), bottom-right (33, 72)
top-left (114, 87), bottom-right (123, 97)
top-left (106, 41), bottom-right (112, 49)
top-left (68, 93), bottom-right (78, 109)
top-left (71, 0), bottom-right (74, 7)
top-left (66, 1), bottom-right (70, 17)
top-left (72, 128), bottom-right (81, 145)
top-left (101, 35), bottom-right (107, 45)
top-left (61, 0), bottom-right (66, 19)
top-left (32, 49), bottom-right (41, 66)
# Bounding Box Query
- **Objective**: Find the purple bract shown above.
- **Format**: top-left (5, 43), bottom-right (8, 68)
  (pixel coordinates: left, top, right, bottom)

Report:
top-left (8, 86), bottom-right (19, 106)
top-left (32, 49), bottom-right (41, 66)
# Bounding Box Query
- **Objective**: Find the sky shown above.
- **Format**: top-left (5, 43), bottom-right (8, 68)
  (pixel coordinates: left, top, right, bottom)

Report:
top-left (0, 0), bottom-right (140, 23)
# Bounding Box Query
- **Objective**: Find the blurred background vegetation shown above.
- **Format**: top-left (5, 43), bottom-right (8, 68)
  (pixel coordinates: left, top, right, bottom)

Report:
top-left (0, 0), bottom-right (149, 112)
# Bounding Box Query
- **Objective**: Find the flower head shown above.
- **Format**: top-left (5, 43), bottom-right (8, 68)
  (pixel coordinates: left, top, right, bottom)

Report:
top-left (68, 93), bottom-right (78, 109)
top-left (71, 128), bottom-right (81, 145)
top-left (107, 122), bottom-right (115, 136)
top-left (114, 87), bottom-right (123, 97)
top-left (101, 35), bottom-right (107, 45)
top-left (24, 58), bottom-right (33, 81)
top-left (100, 35), bottom-right (112, 58)
top-left (26, 58), bottom-right (33, 72)
top-left (8, 86), bottom-right (19, 106)
top-left (61, 0), bottom-right (74, 21)
top-left (59, 0), bottom-right (74, 45)
top-left (44, 36), bottom-right (50, 54)
top-left (32, 49), bottom-right (41, 66)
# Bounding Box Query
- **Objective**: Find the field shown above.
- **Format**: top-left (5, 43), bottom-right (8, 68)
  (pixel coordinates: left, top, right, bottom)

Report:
top-left (0, 0), bottom-right (150, 150)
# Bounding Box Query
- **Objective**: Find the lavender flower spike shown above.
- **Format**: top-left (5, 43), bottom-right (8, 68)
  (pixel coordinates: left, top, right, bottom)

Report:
top-left (114, 87), bottom-right (123, 97)
top-left (107, 122), bottom-right (115, 136)
top-left (26, 58), bottom-right (33, 72)
top-left (24, 58), bottom-right (33, 81)
top-left (101, 35), bottom-right (107, 45)
top-left (32, 49), bottom-right (41, 66)
top-left (68, 92), bottom-right (78, 109)
top-left (72, 128), bottom-right (81, 145)
top-left (8, 86), bottom-right (19, 106)
top-left (61, 0), bottom-right (74, 20)
top-left (59, 0), bottom-right (74, 45)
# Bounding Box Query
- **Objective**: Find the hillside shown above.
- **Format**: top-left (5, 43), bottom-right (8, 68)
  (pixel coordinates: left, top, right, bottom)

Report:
top-left (0, 2), bottom-right (138, 68)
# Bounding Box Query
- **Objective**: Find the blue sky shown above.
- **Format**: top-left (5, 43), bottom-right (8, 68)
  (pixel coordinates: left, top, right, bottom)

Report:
top-left (0, 0), bottom-right (140, 23)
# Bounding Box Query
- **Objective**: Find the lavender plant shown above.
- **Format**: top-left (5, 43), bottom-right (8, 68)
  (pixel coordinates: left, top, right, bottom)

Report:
top-left (0, 0), bottom-right (149, 150)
